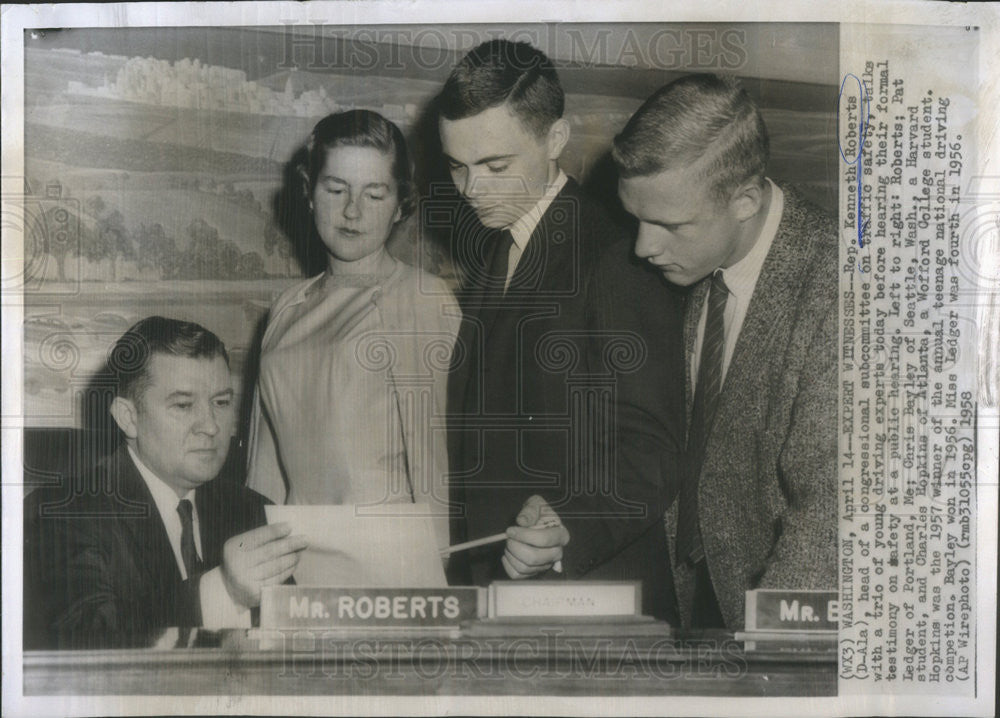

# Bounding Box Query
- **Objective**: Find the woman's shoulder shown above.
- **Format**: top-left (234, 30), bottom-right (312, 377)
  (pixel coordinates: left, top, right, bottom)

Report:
top-left (386, 260), bottom-right (457, 301)
top-left (270, 273), bottom-right (325, 313)
top-left (381, 260), bottom-right (461, 331)
top-left (260, 274), bottom-right (326, 348)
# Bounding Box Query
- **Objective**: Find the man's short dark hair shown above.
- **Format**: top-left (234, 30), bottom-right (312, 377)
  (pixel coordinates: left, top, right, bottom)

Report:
top-left (108, 316), bottom-right (228, 402)
top-left (438, 39), bottom-right (564, 137)
top-left (612, 74), bottom-right (769, 202)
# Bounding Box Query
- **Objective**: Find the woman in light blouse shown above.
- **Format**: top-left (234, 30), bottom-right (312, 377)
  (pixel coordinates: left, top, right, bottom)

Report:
top-left (247, 110), bottom-right (458, 552)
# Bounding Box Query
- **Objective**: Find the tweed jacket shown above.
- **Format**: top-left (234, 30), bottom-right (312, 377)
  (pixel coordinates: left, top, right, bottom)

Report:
top-left (666, 185), bottom-right (839, 630)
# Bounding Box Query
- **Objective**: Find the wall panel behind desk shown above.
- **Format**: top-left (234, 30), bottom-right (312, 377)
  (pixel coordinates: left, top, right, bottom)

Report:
top-left (20, 24), bottom-right (838, 429)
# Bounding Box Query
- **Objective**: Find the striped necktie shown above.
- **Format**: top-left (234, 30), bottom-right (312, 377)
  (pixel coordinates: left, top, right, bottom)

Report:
top-left (177, 499), bottom-right (204, 578)
top-left (486, 229), bottom-right (515, 296)
top-left (676, 270), bottom-right (728, 564)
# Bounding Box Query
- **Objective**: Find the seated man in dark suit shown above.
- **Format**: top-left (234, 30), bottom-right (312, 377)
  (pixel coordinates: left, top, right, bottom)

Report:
top-left (504, 74), bottom-right (838, 630)
top-left (24, 316), bottom-right (307, 648)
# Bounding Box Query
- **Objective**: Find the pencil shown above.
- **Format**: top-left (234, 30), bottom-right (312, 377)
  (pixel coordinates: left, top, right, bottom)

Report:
top-left (439, 532), bottom-right (507, 556)
top-left (438, 518), bottom-right (563, 556)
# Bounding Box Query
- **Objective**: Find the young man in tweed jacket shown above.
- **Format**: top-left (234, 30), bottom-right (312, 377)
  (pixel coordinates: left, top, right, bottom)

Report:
top-left (504, 74), bottom-right (838, 630)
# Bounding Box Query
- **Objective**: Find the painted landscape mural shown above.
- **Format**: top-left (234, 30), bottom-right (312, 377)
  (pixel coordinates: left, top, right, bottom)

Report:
top-left (21, 24), bottom-right (838, 426)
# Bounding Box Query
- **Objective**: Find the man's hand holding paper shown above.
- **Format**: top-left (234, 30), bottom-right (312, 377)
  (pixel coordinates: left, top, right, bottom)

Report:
top-left (221, 522), bottom-right (308, 608)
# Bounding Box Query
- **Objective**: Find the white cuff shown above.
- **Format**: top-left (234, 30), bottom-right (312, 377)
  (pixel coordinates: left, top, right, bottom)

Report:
top-left (200, 567), bottom-right (252, 629)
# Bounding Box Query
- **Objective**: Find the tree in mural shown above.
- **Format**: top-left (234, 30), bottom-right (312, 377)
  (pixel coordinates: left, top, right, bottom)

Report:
top-left (96, 210), bottom-right (135, 281)
top-left (237, 250), bottom-right (265, 279)
top-left (263, 222), bottom-right (294, 277)
top-left (181, 218), bottom-right (225, 278)
top-left (219, 239), bottom-right (242, 279)
top-left (78, 206), bottom-right (134, 281)
top-left (178, 218), bottom-right (263, 280)
top-left (134, 222), bottom-right (180, 278)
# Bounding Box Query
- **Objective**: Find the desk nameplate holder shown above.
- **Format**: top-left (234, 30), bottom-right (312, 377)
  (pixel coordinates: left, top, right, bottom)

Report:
top-left (485, 580), bottom-right (641, 619)
top-left (737, 589), bottom-right (838, 652)
top-left (259, 586), bottom-right (483, 629)
top-left (252, 586), bottom-right (482, 649)
top-left (471, 580), bottom-right (669, 637)
top-left (251, 581), bottom-right (663, 647)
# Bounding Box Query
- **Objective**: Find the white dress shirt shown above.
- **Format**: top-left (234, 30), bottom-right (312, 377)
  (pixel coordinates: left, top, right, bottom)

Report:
top-left (128, 447), bottom-right (251, 628)
top-left (504, 169), bottom-right (568, 290)
top-left (691, 179), bottom-right (784, 387)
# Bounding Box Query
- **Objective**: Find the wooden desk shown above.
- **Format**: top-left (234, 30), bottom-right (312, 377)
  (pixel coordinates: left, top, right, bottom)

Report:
top-left (23, 627), bottom-right (836, 697)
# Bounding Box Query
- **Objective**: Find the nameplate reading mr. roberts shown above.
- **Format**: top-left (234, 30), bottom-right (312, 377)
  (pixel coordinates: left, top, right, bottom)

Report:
top-left (260, 587), bottom-right (481, 629)
top-left (745, 589), bottom-right (839, 632)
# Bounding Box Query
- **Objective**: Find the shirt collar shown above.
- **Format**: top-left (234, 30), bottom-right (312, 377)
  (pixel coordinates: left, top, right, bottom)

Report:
top-left (507, 170), bottom-right (568, 250)
top-left (128, 446), bottom-right (196, 514)
top-left (719, 179), bottom-right (783, 301)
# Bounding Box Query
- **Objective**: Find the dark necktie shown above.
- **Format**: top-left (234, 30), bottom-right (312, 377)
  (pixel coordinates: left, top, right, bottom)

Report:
top-left (177, 498), bottom-right (204, 579)
top-left (485, 229), bottom-right (515, 296)
top-left (676, 270), bottom-right (729, 565)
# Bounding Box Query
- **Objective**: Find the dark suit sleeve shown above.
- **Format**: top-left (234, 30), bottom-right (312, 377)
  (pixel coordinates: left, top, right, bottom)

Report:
top-left (758, 295), bottom-right (838, 589)
top-left (557, 247), bottom-right (685, 579)
top-left (37, 511), bottom-right (201, 649)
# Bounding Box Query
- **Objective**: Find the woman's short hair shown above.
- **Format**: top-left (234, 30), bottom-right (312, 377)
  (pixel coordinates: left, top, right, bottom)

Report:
top-left (108, 316), bottom-right (228, 403)
top-left (612, 74), bottom-right (769, 203)
top-left (299, 109), bottom-right (415, 219)
top-left (438, 39), bottom-right (564, 138)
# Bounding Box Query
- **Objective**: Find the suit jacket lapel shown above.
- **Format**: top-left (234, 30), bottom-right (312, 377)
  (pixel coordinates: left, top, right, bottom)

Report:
top-left (111, 447), bottom-right (184, 586)
top-left (452, 227), bottom-right (503, 417)
top-left (506, 232), bottom-right (540, 294)
top-left (479, 180), bottom-right (581, 355)
top-left (460, 228), bottom-right (499, 326)
top-left (507, 178), bottom-right (581, 296)
top-left (686, 189), bottom-right (813, 452)
top-left (476, 231), bottom-right (513, 343)
top-left (458, 179), bottom-right (566, 391)
top-left (196, 480), bottom-right (233, 569)
top-left (714, 191), bottom-right (812, 428)
top-left (505, 205), bottom-right (554, 295)
top-left (454, 179), bottom-right (582, 417)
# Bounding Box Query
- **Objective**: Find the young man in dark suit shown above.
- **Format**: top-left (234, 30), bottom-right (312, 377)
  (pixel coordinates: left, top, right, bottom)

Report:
top-left (505, 74), bottom-right (838, 630)
top-left (24, 317), bottom-right (307, 648)
top-left (438, 39), bottom-right (626, 584)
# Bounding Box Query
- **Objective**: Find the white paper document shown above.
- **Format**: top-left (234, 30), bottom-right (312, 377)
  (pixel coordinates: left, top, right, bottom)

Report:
top-left (265, 504), bottom-right (448, 588)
